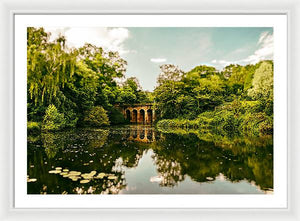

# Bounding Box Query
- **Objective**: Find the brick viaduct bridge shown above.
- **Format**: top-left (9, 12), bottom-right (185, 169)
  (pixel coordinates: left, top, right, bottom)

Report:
top-left (115, 103), bottom-right (156, 124)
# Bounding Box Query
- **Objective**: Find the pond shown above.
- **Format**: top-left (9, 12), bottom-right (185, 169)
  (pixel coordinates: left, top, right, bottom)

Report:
top-left (27, 124), bottom-right (273, 194)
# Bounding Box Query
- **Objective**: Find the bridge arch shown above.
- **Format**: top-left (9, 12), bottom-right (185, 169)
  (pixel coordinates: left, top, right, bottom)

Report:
top-left (125, 109), bottom-right (131, 121)
top-left (132, 109), bottom-right (138, 123)
top-left (139, 109), bottom-right (145, 123)
top-left (147, 109), bottom-right (153, 123)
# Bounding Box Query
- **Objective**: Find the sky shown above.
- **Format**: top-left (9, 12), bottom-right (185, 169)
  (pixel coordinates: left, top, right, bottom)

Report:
top-left (44, 27), bottom-right (273, 92)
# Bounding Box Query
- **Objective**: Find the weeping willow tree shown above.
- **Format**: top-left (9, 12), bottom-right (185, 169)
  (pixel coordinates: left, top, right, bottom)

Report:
top-left (27, 27), bottom-right (129, 127)
top-left (27, 27), bottom-right (77, 104)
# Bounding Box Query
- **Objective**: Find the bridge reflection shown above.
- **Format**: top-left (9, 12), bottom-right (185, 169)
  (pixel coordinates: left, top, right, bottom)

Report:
top-left (125, 125), bottom-right (160, 143)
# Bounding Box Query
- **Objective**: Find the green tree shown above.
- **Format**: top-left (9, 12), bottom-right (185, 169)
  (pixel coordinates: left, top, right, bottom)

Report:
top-left (157, 64), bottom-right (184, 86)
top-left (42, 104), bottom-right (66, 131)
top-left (248, 61), bottom-right (273, 100)
top-left (27, 27), bottom-right (77, 104)
top-left (84, 106), bottom-right (110, 127)
top-left (190, 74), bottom-right (225, 112)
top-left (154, 65), bottom-right (186, 119)
top-left (27, 28), bottom-right (129, 127)
top-left (154, 80), bottom-right (186, 119)
top-left (185, 65), bottom-right (218, 82)
top-left (117, 77), bottom-right (153, 104)
top-left (78, 44), bottom-right (127, 109)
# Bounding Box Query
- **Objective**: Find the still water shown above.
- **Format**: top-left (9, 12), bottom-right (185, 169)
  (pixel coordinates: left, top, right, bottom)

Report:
top-left (27, 125), bottom-right (273, 194)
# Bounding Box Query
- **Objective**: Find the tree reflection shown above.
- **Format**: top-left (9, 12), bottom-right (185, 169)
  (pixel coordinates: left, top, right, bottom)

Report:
top-left (152, 155), bottom-right (184, 187)
top-left (27, 125), bottom-right (273, 194)
top-left (154, 129), bottom-right (273, 191)
top-left (41, 132), bottom-right (64, 159)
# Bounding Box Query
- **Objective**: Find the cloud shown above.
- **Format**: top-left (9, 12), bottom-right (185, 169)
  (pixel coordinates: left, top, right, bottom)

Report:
top-left (241, 31), bottom-right (273, 64)
top-left (210, 59), bottom-right (235, 69)
top-left (211, 31), bottom-right (273, 69)
top-left (44, 27), bottom-right (130, 55)
top-left (150, 58), bottom-right (167, 63)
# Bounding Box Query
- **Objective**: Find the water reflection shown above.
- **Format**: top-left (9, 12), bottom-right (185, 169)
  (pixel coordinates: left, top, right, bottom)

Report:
top-left (27, 125), bottom-right (273, 194)
top-left (127, 125), bottom-right (157, 143)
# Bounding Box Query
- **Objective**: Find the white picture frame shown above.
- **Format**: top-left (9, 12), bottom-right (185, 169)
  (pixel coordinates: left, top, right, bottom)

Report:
top-left (1, 0), bottom-right (299, 220)
top-left (14, 13), bottom-right (287, 209)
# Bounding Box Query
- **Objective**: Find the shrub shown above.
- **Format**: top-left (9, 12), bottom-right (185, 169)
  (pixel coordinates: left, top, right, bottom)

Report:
top-left (63, 110), bottom-right (78, 128)
top-left (84, 106), bottom-right (110, 127)
top-left (156, 98), bottom-right (273, 137)
top-left (107, 107), bottom-right (126, 125)
top-left (221, 111), bottom-right (241, 135)
top-left (42, 104), bottom-right (66, 131)
top-left (197, 111), bottom-right (215, 128)
top-left (259, 116), bottom-right (273, 135)
top-left (240, 112), bottom-right (273, 136)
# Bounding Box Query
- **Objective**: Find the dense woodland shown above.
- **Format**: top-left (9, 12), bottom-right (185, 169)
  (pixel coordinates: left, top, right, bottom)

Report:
top-left (27, 27), bottom-right (273, 137)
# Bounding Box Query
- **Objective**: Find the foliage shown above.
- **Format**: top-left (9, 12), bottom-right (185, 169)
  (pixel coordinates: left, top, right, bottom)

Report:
top-left (157, 99), bottom-right (273, 136)
top-left (27, 27), bottom-right (129, 128)
top-left (27, 27), bottom-right (77, 104)
top-left (27, 121), bottom-right (41, 134)
top-left (154, 60), bottom-right (273, 137)
top-left (83, 106), bottom-right (110, 127)
top-left (42, 104), bottom-right (66, 131)
top-left (107, 107), bottom-right (126, 125)
top-left (78, 44), bottom-right (127, 109)
top-left (248, 61), bottom-right (273, 100)
top-left (154, 65), bottom-right (226, 119)
top-left (154, 65), bottom-right (186, 119)
top-left (157, 64), bottom-right (184, 86)
top-left (27, 27), bottom-right (273, 137)
top-left (154, 80), bottom-right (187, 119)
top-left (117, 77), bottom-right (153, 105)
top-left (240, 112), bottom-right (273, 136)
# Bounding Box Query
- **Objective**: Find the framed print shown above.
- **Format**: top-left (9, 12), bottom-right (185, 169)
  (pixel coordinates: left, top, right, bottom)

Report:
top-left (1, 0), bottom-right (300, 220)
top-left (13, 13), bottom-right (287, 209)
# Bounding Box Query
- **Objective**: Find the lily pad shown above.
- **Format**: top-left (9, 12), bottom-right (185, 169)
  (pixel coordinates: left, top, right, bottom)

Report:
top-left (90, 171), bottom-right (97, 176)
top-left (63, 169), bottom-right (69, 172)
top-left (108, 175), bottom-right (117, 180)
top-left (60, 172), bottom-right (68, 176)
top-left (27, 178), bottom-right (37, 182)
top-left (81, 173), bottom-right (93, 179)
top-left (80, 179), bottom-right (90, 184)
top-left (69, 175), bottom-right (80, 181)
top-left (69, 171), bottom-right (81, 176)
top-left (55, 167), bottom-right (62, 170)
top-left (49, 170), bottom-right (61, 174)
top-left (95, 173), bottom-right (106, 179)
